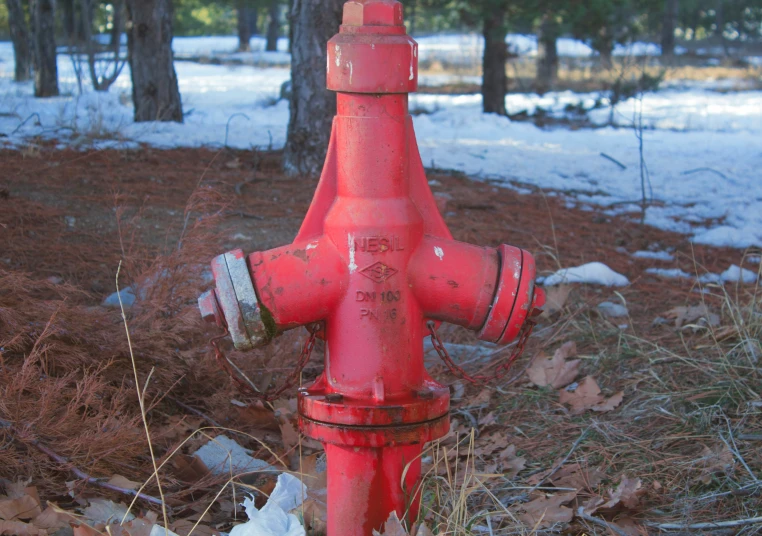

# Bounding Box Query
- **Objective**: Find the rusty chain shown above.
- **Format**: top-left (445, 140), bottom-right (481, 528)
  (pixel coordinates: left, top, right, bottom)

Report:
top-left (427, 308), bottom-right (542, 384)
top-left (210, 323), bottom-right (321, 402)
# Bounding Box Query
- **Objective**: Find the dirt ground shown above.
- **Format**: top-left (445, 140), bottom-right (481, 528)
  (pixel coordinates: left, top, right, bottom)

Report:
top-left (0, 146), bottom-right (760, 535)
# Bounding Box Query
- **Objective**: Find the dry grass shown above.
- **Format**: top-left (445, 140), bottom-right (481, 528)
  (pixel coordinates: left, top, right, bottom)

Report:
top-left (0, 147), bottom-right (759, 534)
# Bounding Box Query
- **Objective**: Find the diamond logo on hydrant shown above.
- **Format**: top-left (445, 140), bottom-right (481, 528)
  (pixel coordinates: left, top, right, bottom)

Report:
top-left (198, 0), bottom-right (545, 533)
top-left (359, 261), bottom-right (398, 283)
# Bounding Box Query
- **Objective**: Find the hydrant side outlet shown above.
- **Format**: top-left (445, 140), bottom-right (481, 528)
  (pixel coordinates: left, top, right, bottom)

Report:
top-left (199, 1), bottom-right (543, 533)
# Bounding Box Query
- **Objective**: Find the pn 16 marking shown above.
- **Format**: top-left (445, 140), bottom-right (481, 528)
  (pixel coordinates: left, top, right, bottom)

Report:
top-left (359, 308), bottom-right (397, 321)
top-left (355, 290), bottom-right (401, 302)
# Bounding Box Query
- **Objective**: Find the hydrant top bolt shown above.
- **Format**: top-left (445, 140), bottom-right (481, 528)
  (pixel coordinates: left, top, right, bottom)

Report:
top-left (343, 0), bottom-right (403, 27)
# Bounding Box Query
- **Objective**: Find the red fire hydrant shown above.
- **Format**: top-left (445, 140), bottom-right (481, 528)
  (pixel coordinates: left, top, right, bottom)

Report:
top-left (198, 1), bottom-right (544, 533)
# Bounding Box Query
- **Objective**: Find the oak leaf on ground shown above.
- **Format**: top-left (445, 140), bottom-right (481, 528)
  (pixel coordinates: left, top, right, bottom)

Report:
top-left (559, 376), bottom-right (624, 415)
top-left (372, 511), bottom-right (407, 536)
top-left (512, 492), bottom-right (577, 528)
top-left (527, 342), bottom-right (580, 389)
top-left (694, 444), bottom-right (734, 484)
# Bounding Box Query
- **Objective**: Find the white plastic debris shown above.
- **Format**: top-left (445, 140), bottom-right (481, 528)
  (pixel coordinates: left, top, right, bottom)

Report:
top-left (229, 473), bottom-right (307, 536)
top-left (543, 262), bottom-right (629, 287)
top-left (193, 435), bottom-right (274, 476)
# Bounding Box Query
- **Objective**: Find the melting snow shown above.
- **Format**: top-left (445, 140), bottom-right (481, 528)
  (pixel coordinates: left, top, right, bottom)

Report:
top-left (543, 262), bottom-right (629, 287)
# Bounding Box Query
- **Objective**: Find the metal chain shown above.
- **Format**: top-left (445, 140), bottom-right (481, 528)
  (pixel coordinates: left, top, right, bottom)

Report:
top-left (210, 323), bottom-right (320, 401)
top-left (427, 308), bottom-right (542, 384)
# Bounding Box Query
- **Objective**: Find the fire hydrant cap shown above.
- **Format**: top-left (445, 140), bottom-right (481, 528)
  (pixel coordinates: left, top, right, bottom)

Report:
top-left (343, 0), bottom-right (404, 26)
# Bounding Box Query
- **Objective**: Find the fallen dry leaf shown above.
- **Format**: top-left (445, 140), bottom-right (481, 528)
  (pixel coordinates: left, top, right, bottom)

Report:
top-left (372, 510), bottom-right (407, 536)
top-left (513, 492), bottom-right (577, 528)
top-left (171, 518), bottom-right (217, 536)
top-left (664, 304), bottom-right (720, 329)
top-left (0, 520), bottom-right (44, 535)
top-left (541, 284), bottom-right (572, 317)
top-left (559, 376), bottom-right (624, 415)
top-left (415, 522), bottom-right (434, 536)
top-left (0, 490), bottom-right (42, 521)
top-left (107, 474), bottom-right (141, 491)
top-left (171, 454), bottom-right (210, 483)
top-left (30, 507), bottom-right (70, 531)
top-left (527, 342), bottom-right (580, 389)
top-left (547, 463), bottom-right (606, 493)
top-left (598, 475), bottom-right (644, 511)
top-left (694, 444), bottom-right (734, 484)
top-left (473, 430), bottom-right (510, 457)
top-left (497, 445), bottom-right (526, 479)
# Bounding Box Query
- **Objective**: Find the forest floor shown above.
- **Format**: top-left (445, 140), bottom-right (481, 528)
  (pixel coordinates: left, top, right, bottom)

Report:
top-left (0, 147), bottom-right (760, 536)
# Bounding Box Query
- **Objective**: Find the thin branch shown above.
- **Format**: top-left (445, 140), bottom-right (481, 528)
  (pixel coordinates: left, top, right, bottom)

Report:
top-left (0, 418), bottom-right (164, 507)
top-left (681, 167), bottom-right (728, 181)
top-left (647, 516), bottom-right (762, 531)
top-left (576, 507), bottom-right (629, 536)
top-left (527, 428), bottom-right (589, 495)
top-left (600, 152), bottom-right (627, 170)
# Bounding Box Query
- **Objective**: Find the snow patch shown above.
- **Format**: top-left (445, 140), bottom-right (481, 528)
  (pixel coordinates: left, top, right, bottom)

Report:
top-left (632, 250), bottom-right (674, 261)
top-left (720, 264), bottom-right (758, 284)
top-left (543, 262), bottom-right (629, 287)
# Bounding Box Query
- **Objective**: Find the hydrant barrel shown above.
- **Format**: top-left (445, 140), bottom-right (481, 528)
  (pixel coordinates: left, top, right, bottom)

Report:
top-left (198, 0), bottom-right (543, 533)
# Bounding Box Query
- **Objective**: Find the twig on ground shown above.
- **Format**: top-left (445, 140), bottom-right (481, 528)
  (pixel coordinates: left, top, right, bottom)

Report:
top-left (576, 507), bottom-right (629, 536)
top-left (600, 152), bottom-right (627, 170)
top-left (0, 418), bottom-right (165, 507)
top-left (11, 113), bottom-right (42, 135)
top-left (681, 167), bottom-right (729, 180)
top-left (527, 427), bottom-right (589, 495)
top-left (647, 516), bottom-right (762, 531)
top-left (737, 433), bottom-right (762, 441)
top-left (168, 397), bottom-right (224, 428)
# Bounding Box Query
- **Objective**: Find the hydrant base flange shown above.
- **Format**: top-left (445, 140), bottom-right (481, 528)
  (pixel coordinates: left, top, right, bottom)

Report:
top-left (299, 414), bottom-right (449, 448)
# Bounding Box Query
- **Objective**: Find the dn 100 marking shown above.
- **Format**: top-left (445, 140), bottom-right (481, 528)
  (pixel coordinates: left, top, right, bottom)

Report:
top-left (355, 290), bottom-right (401, 302)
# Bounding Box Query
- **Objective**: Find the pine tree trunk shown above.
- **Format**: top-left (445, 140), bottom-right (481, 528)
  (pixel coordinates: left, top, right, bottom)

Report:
top-left (715, 0), bottom-right (728, 56)
top-left (126, 0), bottom-right (182, 122)
top-left (536, 12), bottom-right (559, 95)
top-left (110, 0), bottom-right (123, 47)
top-left (5, 0), bottom-right (33, 81)
top-left (32, 0), bottom-right (59, 97)
top-left (265, 0), bottom-right (279, 51)
top-left (594, 26), bottom-right (614, 70)
top-left (661, 0), bottom-right (678, 56)
top-left (481, 5), bottom-right (508, 115)
top-left (61, 0), bottom-right (75, 40)
top-left (237, 0), bottom-right (251, 51)
top-left (283, 0), bottom-right (342, 176)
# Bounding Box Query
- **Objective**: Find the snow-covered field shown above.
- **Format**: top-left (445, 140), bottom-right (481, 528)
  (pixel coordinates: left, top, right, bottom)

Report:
top-left (0, 38), bottom-right (760, 249)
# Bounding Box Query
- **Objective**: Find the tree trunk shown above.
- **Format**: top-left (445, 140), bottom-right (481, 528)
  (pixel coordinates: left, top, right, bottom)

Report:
top-left (126, 0), bottom-right (182, 122)
top-left (61, 0), bottom-right (75, 40)
top-left (33, 0), bottom-right (59, 97)
top-left (5, 0), bottom-right (33, 81)
top-left (715, 0), bottom-right (728, 56)
top-left (237, 0), bottom-right (251, 51)
top-left (110, 0), bottom-right (123, 47)
top-left (660, 0), bottom-right (678, 56)
top-left (265, 0), bottom-right (280, 52)
top-left (283, 0), bottom-right (342, 176)
top-left (535, 12), bottom-right (559, 95)
top-left (594, 25), bottom-right (614, 70)
top-left (481, 5), bottom-right (508, 115)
